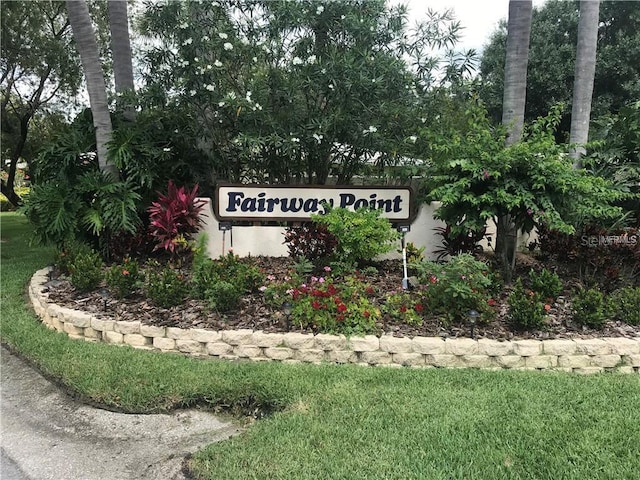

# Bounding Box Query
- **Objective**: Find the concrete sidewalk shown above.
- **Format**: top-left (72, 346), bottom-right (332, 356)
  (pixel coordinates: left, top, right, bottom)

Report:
top-left (1, 346), bottom-right (240, 480)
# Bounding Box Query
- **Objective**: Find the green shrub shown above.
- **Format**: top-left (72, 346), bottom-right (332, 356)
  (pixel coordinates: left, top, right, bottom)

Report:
top-left (145, 264), bottom-right (189, 308)
top-left (205, 281), bottom-right (241, 312)
top-left (56, 240), bottom-right (95, 275)
top-left (572, 287), bottom-right (609, 329)
top-left (610, 286), bottom-right (640, 326)
top-left (529, 268), bottom-right (563, 300)
top-left (312, 207), bottom-right (400, 266)
top-left (68, 250), bottom-right (104, 292)
top-left (105, 258), bottom-right (142, 298)
top-left (508, 279), bottom-right (546, 331)
top-left (413, 254), bottom-right (494, 323)
top-left (191, 250), bottom-right (265, 298)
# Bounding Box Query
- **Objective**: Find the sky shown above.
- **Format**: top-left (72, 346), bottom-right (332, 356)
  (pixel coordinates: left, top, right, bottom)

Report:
top-left (396, 0), bottom-right (547, 53)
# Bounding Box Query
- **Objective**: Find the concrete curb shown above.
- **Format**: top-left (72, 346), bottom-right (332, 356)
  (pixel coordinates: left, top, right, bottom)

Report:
top-left (29, 268), bottom-right (640, 374)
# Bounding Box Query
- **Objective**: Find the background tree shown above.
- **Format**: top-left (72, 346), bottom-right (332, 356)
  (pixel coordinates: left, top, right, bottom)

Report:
top-left (479, 0), bottom-right (640, 135)
top-left (1, 1), bottom-right (82, 206)
top-left (569, 0), bottom-right (600, 164)
top-left (134, 0), bottom-right (474, 188)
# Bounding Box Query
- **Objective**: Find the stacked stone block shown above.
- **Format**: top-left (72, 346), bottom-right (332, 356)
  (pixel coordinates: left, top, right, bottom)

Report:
top-left (28, 267), bottom-right (640, 374)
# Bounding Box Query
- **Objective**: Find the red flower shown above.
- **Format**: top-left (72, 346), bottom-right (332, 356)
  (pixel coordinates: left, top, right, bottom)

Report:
top-left (414, 303), bottom-right (424, 312)
top-left (363, 311), bottom-right (370, 318)
top-left (337, 303), bottom-right (347, 313)
top-left (336, 314), bottom-right (345, 322)
top-left (488, 298), bottom-right (497, 306)
top-left (365, 286), bottom-right (375, 295)
top-left (327, 284), bottom-right (338, 296)
top-left (312, 300), bottom-right (321, 310)
top-left (544, 304), bottom-right (551, 312)
top-left (400, 305), bottom-right (407, 313)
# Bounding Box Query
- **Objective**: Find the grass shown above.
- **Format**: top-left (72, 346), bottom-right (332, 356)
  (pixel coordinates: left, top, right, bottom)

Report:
top-left (1, 212), bottom-right (639, 479)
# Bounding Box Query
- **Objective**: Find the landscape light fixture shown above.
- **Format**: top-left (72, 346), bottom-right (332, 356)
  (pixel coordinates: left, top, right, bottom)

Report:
top-left (218, 222), bottom-right (232, 253)
top-left (398, 225), bottom-right (411, 290)
top-left (468, 309), bottom-right (480, 338)
top-left (99, 288), bottom-right (109, 311)
top-left (282, 302), bottom-right (292, 330)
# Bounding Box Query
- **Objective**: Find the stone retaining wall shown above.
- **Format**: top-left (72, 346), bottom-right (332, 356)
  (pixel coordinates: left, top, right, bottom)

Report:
top-left (29, 268), bottom-right (640, 374)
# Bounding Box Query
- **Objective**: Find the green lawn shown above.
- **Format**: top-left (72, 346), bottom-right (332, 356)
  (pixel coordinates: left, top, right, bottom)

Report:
top-left (1, 212), bottom-right (639, 480)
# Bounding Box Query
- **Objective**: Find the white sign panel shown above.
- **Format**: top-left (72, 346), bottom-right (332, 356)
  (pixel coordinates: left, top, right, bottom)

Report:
top-left (214, 185), bottom-right (414, 222)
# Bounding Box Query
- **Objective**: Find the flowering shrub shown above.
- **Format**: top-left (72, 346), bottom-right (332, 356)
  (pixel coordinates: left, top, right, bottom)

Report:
top-left (290, 274), bottom-right (380, 335)
top-left (262, 272), bottom-right (379, 335)
top-left (412, 254), bottom-right (494, 323)
top-left (381, 290), bottom-right (425, 326)
top-left (508, 279), bottom-right (547, 330)
top-left (148, 180), bottom-right (205, 254)
top-left (105, 258), bottom-right (142, 298)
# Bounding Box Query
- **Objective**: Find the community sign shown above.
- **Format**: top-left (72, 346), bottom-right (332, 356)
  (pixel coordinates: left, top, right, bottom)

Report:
top-left (214, 184), bottom-right (415, 222)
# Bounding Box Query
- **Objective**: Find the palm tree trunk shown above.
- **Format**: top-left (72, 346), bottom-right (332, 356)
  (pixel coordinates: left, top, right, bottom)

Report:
top-left (570, 0), bottom-right (600, 166)
top-left (499, 0), bottom-right (532, 283)
top-left (66, 0), bottom-right (118, 179)
top-left (502, 0), bottom-right (533, 147)
top-left (107, 0), bottom-right (135, 121)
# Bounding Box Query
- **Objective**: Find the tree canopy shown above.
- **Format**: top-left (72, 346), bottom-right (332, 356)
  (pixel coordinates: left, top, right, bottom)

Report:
top-left (479, 0), bottom-right (640, 135)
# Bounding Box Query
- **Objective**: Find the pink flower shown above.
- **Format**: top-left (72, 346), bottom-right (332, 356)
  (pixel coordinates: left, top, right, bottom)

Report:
top-left (324, 266), bottom-right (331, 272)
top-left (122, 269), bottom-right (130, 276)
top-left (482, 169), bottom-right (491, 180)
top-left (259, 286), bottom-right (267, 292)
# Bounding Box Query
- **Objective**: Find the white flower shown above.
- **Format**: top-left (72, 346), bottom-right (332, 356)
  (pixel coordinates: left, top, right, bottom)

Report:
top-left (163, 147), bottom-right (171, 152)
top-left (291, 137), bottom-right (300, 143)
top-left (255, 103), bottom-right (262, 110)
top-left (370, 26), bottom-right (374, 31)
top-left (252, 56), bottom-right (258, 63)
top-left (218, 32), bottom-right (228, 39)
top-left (313, 133), bottom-right (323, 143)
top-left (341, 15), bottom-right (345, 20)
top-left (307, 54), bottom-right (317, 64)
top-left (292, 56), bottom-right (303, 65)
top-left (206, 84), bottom-right (215, 91)
top-left (218, 101), bottom-right (226, 107)
top-left (189, 90), bottom-right (196, 96)
top-left (202, 35), bottom-right (210, 41)
top-left (421, 117), bottom-right (427, 123)
top-left (207, 64), bottom-right (212, 70)
top-left (245, 91), bottom-right (252, 100)
top-left (316, 5), bottom-right (324, 14)
top-left (174, 129), bottom-right (179, 133)
top-left (223, 42), bottom-right (233, 51)
top-left (262, 45), bottom-right (270, 53)
top-left (179, 22), bottom-right (188, 29)
top-left (363, 125), bottom-right (377, 134)
top-left (321, 68), bottom-right (326, 74)
top-left (180, 60), bottom-right (190, 67)
top-left (409, 135), bottom-right (417, 143)
top-left (214, 60), bottom-right (223, 67)
top-left (372, 78), bottom-right (376, 83)
top-left (227, 91), bottom-right (237, 100)
top-left (328, 83), bottom-right (334, 90)
top-left (182, 38), bottom-right (193, 45)
top-left (240, 37), bottom-right (250, 45)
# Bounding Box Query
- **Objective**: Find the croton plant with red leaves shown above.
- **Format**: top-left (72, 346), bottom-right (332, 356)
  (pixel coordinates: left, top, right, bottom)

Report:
top-left (148, 181), bottom-right (206, 254)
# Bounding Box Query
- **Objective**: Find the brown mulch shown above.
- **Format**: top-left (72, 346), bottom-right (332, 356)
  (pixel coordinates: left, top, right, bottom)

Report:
top-left (44, 255), bottom-right (640, 341)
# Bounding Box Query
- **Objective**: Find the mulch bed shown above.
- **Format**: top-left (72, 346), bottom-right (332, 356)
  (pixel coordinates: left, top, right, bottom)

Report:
top-left (43, 254), bottom-right (640, 341)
